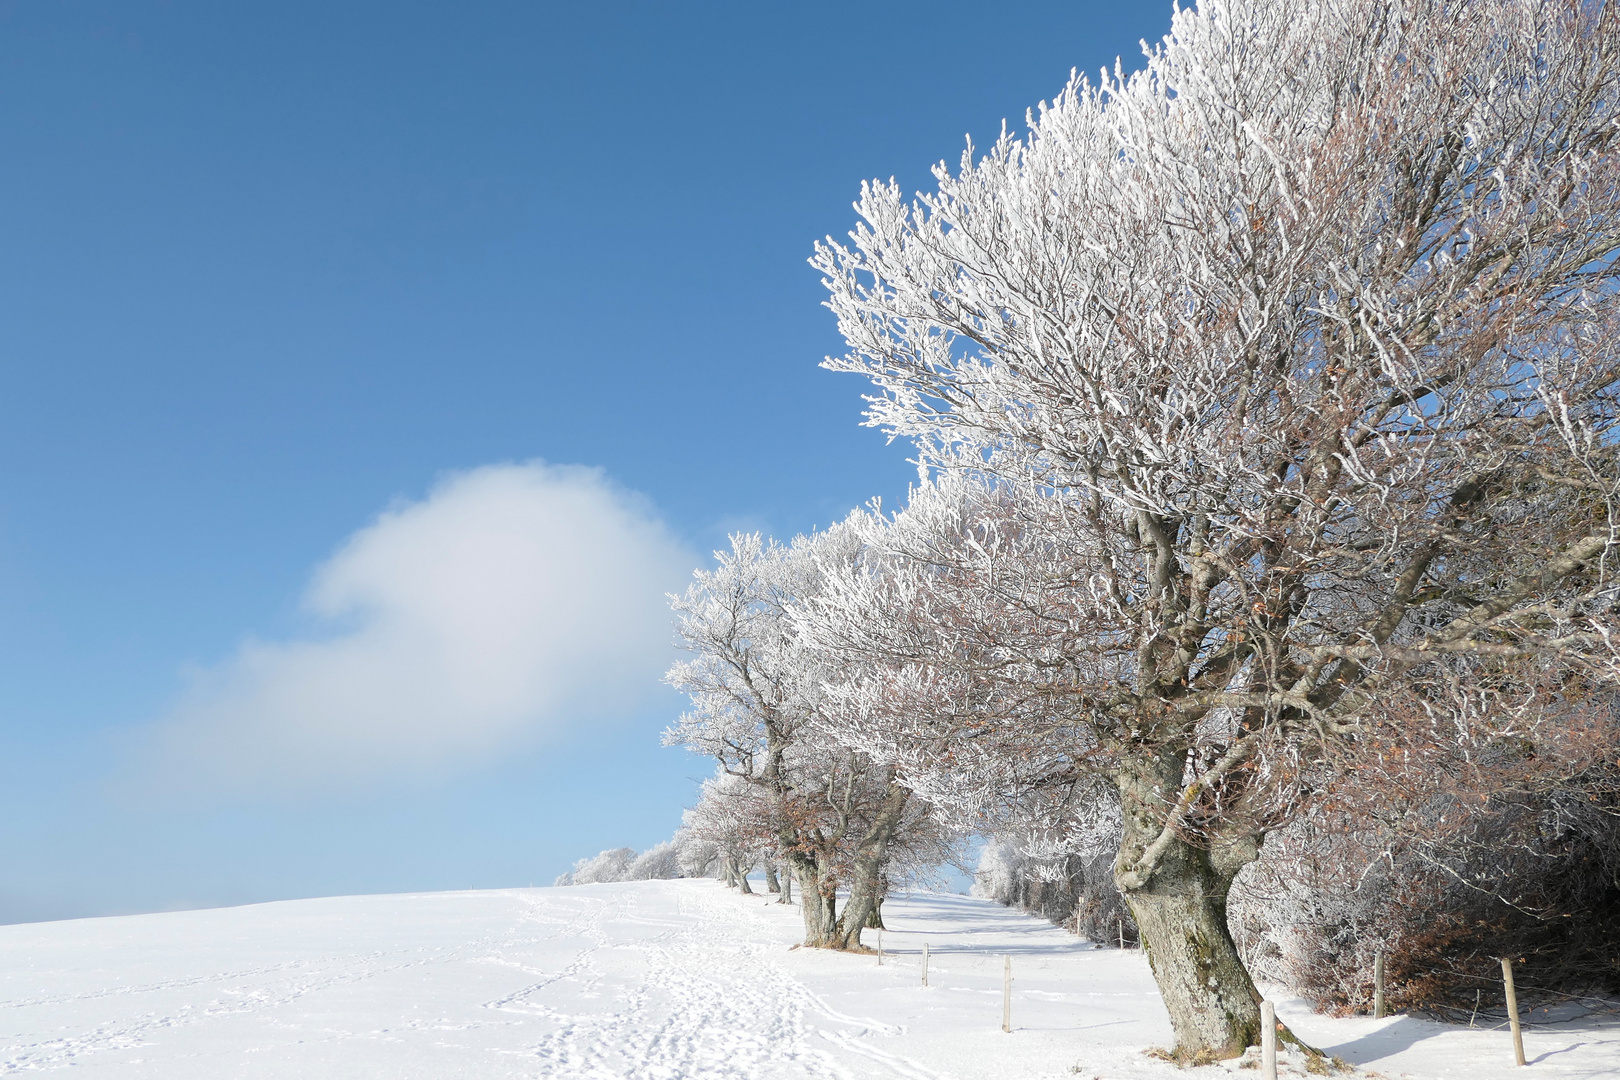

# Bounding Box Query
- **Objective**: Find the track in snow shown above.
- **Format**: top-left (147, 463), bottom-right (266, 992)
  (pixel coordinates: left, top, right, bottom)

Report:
top-left (0, 880), bottom-right (1614, 1080)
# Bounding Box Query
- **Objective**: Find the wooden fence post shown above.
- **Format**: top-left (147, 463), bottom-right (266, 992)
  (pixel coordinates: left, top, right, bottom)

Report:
top-left (877, 928), bottom-right (883, 965)
top-left (922, 941), bottom-right (929, 987)
top-left (1002, 956), bottom-right (1012, 1033)
top-left (1261, 1000), bottom-right (1278, 1080)
top-left (1501, 957), bottom-right (1526, 1066)
top-left (1373, 950), bottom-right (1386, 1019)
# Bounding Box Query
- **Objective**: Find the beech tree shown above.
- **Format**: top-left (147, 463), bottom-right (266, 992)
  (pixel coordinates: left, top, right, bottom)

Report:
top-left (681, 773), bottom-right (774, 892)
top-left (809, 0), bottom-right (1620, 1057)
top-left (665, 529), bottom-right (928, 949)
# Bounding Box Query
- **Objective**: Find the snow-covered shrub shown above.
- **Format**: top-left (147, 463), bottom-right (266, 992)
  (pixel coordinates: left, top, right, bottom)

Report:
top-left (627, 841), bottom-right (682, 881)
top-left (1227, 821), bottom-right (1388, 1013)
top-left (553, 847), bottom-right (635, 887)
top-left (1231, 692), bottom-right (1620, 1017)
top-left (673, 830), bottom-right (720, 879)
top-left (968, 838), bottom-right (1020, 903)
top-left (553, 840), bottom-right (687, 886)
top-left (972, 832), bottom-right (1136, 946)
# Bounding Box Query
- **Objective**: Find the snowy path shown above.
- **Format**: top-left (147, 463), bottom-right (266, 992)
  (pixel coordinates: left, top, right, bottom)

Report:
top-left (0, 880), bottom-right (1613, 1079)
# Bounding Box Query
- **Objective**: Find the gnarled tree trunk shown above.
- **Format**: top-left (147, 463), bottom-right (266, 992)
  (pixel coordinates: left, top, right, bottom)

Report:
top-left (830, 782), bottom-right (911, 950)
top-left (764, 863), bottom-right (781, 893)
top-left (865, 895), bottom-right (885, 930)
top-left (1115, 753), bottom-right (1262, 1060)
top-left (788, 850), bottom-right (840, 945)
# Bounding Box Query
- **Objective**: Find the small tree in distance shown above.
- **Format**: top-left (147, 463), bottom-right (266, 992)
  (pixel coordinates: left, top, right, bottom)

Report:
top-left (664, 529), bottom-right (932, 949)
top-left (808, 0), bottom-right (1620, 1059)
top-left (681, 773), bottom-right (773, 892)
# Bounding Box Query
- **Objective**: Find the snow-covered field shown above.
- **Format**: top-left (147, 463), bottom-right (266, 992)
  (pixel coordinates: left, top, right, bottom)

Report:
top-left (0, 880), bottom-right (1613, 1079)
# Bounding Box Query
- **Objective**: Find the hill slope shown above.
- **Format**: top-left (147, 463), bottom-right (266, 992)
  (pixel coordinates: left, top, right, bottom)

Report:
top-left (0, 880), bottom-right (1612, 1078)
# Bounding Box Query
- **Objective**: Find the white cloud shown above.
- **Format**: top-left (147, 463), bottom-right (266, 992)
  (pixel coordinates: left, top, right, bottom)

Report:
top-left (146, 462), bottom-right (694, 793)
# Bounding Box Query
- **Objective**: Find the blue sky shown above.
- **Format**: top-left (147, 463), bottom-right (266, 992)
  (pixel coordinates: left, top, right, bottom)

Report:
top-left (0, 0), bottom-right (1170, 922)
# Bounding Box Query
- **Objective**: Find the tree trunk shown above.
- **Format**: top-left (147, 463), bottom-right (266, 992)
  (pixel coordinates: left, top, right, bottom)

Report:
top-left (865, 870), bottom-right (888, 929)
top-left (1115, 753), bottom-right (1262, 1061)
top-left (788, 852), bottom-right (839, 946)
top-left (721, 855), bottom-right (740, 888)
top-left (787, 848), bottom-right (848, 939)
top-left (830, 782), bottom-right (911, 950)
top-left (777, 862), bottom-right (793, 904)
top-left (765, 863), bottom-right (781, 893)
top-left (737, 857), bottom-right (754, 895)
top-left (865, 895), bottom-right (885, 930)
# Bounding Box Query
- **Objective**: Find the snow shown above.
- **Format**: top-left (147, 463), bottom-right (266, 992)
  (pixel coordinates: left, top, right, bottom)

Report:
top-left (0, 880), bottom-right (1614, 1079)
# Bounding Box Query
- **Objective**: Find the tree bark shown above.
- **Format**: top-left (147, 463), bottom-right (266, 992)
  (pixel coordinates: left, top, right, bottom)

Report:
top-left (865, 895), bottom-right (885, 930)
top-left (777, 862), bottom-right (793, 904)
top-left (790, 855), bottom-right (838, 945)
top-left (1115, 752), bottom-right (1262, 1060)
top-left (765, 863), bottom-right (781, 893)
top-left (830, 782), bottom-right (911, 950)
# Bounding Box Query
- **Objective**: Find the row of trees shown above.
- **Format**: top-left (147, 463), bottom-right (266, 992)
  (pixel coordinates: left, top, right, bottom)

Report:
top-left (668, 0), bottom-right (1619, 1061)
top-left (664, 531), bottom-right (960, 948)
top-left (969, 686), bottom-right (1620, 1018)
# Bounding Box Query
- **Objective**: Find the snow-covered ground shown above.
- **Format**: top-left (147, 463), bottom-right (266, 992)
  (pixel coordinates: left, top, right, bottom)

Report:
top-left (0, 879), bottom-right (1614, 1079)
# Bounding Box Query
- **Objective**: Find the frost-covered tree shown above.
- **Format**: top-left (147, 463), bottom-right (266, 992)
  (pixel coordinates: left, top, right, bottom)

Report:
top-left (672, 828), bottom-right (723, 880)
top-left (810, 0), bottom-right (1620, 1057)
top-left (681, 773), bottom-right (775, 892)
top-left (626, 841), bottom-right (684, 882)
top-left (666, 529), bottom-right (935, 949)
top-left (553, 847), bottom-right (636, 887)
top-left (553, 841), bottom-right (685, 886)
